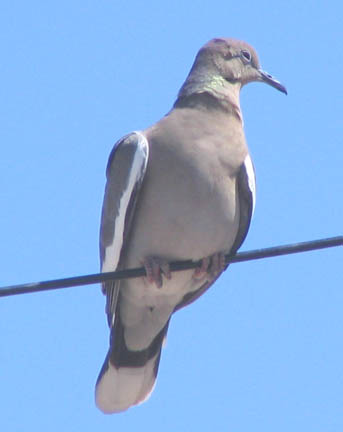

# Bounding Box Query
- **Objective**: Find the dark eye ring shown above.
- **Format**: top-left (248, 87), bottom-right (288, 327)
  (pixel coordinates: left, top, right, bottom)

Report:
top-left (241, 50), bottom-right (252, 63)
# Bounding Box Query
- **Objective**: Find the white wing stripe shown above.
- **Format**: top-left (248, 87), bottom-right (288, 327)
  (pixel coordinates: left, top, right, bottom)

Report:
top-left (243, 153), bottom-right (256, 215)
top-left (102, 132), bottom-right (149, 273)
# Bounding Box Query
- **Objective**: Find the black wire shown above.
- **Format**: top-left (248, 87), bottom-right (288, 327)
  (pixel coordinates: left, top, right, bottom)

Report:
top-left (0, 236), bottom-right (341, 298)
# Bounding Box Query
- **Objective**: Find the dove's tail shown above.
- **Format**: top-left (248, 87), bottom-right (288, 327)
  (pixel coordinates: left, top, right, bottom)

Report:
top-left (95, 320), bottom-right (169, 414)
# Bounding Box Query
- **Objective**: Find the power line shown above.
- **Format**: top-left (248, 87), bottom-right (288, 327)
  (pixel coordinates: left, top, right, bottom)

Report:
top-left (0, 236), bottom-right (341, 298)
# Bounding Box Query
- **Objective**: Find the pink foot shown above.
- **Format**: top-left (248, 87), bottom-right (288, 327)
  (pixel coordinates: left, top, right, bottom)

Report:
top-left (142, 257), bottom-right (171, 288)
top-left (193, 252), bottom-right (227, 280)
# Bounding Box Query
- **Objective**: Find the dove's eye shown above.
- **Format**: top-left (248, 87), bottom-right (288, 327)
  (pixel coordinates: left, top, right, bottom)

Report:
top-left (241, 50), bottom-right (252, 63)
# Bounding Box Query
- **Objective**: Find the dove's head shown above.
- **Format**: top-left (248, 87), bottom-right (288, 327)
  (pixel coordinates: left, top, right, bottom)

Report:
top-left (177, 38), bottom-right (287, 103)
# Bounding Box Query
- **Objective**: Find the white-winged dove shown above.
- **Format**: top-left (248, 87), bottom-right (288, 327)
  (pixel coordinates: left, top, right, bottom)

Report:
top-left (95, 38), bottom-right (286, 413)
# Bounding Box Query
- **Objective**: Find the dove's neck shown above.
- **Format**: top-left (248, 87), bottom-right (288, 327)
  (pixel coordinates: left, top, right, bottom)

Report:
top-left (175, 70), bottom-right (242, 122)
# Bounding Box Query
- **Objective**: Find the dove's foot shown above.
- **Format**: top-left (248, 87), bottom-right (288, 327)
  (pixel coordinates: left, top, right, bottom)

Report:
top-left (142, 256), bottom-right (171, 288)
top-left (193, 252), bottom-right (226, 280)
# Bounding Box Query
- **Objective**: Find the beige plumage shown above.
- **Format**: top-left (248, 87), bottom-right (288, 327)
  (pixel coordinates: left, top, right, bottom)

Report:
top-left (95, 38), bottom-right (286, 413)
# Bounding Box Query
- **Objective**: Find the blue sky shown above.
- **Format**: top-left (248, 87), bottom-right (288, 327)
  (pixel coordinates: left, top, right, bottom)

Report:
top-left (0, 1), bottom-right (342, 430)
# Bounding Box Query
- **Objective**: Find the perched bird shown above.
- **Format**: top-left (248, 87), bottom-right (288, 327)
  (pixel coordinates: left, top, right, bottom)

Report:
top-left (95, 38), bottom-right (286, 413)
